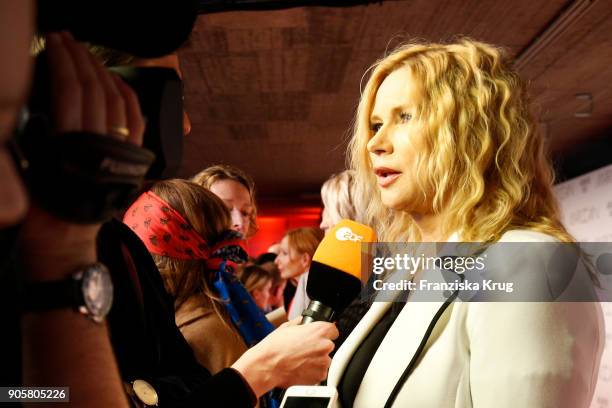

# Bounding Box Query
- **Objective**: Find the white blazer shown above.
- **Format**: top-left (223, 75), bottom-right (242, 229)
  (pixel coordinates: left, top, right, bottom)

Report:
top-left (327, 230), bottom-right (605, 408)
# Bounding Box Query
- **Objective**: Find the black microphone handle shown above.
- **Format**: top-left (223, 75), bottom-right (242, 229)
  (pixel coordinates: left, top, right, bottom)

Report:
top-left (300, 300), bottom-right (335, 324)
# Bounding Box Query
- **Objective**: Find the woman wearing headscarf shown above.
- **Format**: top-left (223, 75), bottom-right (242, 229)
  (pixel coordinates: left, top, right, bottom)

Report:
top-left (125, 179), bottom-right (338, 407)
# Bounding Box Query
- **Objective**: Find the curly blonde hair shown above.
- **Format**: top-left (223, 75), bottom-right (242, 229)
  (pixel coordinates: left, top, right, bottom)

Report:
top-left (348, 38), bottom-right (572, 243)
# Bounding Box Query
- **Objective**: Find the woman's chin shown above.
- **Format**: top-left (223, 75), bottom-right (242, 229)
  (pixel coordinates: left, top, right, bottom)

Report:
top-left (380, 193), bottom-right (405, 211)
top-left (380, 190), bottom-right (423, 213)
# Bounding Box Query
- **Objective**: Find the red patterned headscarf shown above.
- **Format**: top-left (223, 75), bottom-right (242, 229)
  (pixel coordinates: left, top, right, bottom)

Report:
top-left (123, 191), bottom-right (247, 271)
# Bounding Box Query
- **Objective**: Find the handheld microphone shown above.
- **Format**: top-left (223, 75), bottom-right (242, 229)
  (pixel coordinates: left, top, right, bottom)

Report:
top-left (301, 220), bottom-right (376, 324)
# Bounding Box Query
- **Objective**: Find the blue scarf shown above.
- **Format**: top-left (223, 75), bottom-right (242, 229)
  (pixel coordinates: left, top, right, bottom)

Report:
top-left (212, 260), bottom-right (279, 408)
top-left (213, 264), bottom-right (275, 346)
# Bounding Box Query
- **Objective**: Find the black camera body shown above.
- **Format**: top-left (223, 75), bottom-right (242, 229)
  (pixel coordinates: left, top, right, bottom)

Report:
top-left (13, 52), bottom-right (184, 223)
top-left (9, 0), bottom-right (196, 223)
top-left (110, 66), bottom-right (184, 180)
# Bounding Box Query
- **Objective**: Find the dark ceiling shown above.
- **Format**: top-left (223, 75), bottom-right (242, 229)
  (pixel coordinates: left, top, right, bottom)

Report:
top-left (177, 0), bottom-right (612, 202)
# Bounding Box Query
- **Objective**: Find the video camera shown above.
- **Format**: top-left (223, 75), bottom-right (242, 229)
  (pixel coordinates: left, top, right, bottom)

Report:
top-left (11, 0), bottom-right (197, 223)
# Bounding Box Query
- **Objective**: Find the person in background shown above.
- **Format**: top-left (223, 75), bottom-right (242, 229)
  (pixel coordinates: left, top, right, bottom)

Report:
top-left (319, 170), bottom-right (363, 232)
top-left (258, 258), bottom-right (286, 312)
top-left (124, 179), bottom-right (259, 376)
top-left (124, 179), bottom-right (339, 407)
top-left (238, 263), bottom-right (275, 311)
top-left (274, 227), bottom-right (324, 320)
top-left (192, 164), bottom-right (258, 240)
top-left (254, 252), bottom-right (287, 327)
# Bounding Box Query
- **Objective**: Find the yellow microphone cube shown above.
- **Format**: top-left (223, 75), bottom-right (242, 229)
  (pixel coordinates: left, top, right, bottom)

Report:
top-left (312, 219), bottom-right (377, 281)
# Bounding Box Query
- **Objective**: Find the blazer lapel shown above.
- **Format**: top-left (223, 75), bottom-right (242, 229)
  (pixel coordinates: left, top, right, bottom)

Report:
top-left (329, 266), bottom-right (458, 407)
top-left (354, 297), bottom-right (453, 407)
top-left (328, 235), bottom-right (462, 404)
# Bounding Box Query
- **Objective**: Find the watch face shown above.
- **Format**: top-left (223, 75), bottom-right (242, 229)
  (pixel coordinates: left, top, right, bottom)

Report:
top-left (81, 263), bottom-right (113, 322)
top-left (133, 379), bottom-right (159, 406)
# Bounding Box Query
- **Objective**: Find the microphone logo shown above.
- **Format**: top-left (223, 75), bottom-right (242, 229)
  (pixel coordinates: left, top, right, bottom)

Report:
top-left (335, 227), bottom-right (364, 242)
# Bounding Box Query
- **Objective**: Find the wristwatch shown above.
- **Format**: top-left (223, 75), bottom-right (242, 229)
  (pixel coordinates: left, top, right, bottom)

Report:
top-left (23, 262), bottom-right (113, 322)
top-left (124, 379), bottom-right (159, 407)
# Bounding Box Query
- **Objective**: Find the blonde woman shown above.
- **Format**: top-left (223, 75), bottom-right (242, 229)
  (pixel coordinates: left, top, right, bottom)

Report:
top-left (275, 227), bottom-right (324, 319)
top-left (319, 170), bottom-right (365, 232)
top-left (192, 164), bottom-right (258, 239)
top-left (326, 39), bottom-right (604, 407)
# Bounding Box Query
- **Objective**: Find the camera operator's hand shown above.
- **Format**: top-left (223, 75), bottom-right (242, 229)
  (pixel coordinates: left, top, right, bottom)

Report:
top-left (50, 31), bottom-right (145, 145)
top-left (19, 32), bottom-right (145, 281)
top-left (232, 319), bottom-right (339, 397)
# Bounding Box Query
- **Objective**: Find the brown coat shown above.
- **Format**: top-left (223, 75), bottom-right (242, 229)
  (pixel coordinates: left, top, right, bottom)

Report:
top-left (175, 296), bottom-right (248, 375)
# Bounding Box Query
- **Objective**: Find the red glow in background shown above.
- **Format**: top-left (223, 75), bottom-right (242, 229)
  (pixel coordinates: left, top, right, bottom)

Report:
top-left (247, 203), bottom-right (322, 257)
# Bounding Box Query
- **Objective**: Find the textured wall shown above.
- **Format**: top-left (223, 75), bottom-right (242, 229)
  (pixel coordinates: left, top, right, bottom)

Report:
top-left (555, 164), bottom-right (612, 407)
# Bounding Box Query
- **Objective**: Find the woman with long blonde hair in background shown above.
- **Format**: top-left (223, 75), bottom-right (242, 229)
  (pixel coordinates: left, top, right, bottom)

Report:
top-left (326, 39), bottom-right (603, 407)
top-left (319, 170), bottom-right (364, 232)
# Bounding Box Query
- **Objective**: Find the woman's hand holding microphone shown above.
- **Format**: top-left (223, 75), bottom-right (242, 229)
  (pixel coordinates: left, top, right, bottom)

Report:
top-left (232, 318), bottom-right (339, 398)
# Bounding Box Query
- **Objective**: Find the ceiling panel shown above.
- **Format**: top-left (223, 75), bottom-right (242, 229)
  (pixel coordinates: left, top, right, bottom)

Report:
top-left (178, 0), bottom-right (611, 199)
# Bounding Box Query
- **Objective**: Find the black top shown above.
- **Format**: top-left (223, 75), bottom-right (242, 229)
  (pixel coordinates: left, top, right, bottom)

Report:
top-left (337, 302), bottom-right (406, 408)
top-left (98, 219), bottom-right (256, 407)
top-left (333, 296), bottom-right (370, 355)
top-left (332, 272), bottom-right (381, 355)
